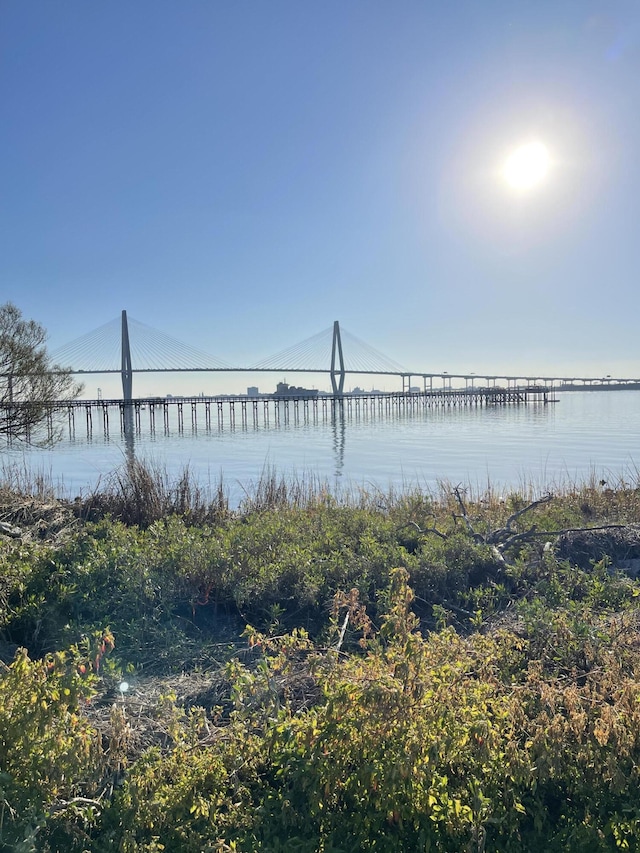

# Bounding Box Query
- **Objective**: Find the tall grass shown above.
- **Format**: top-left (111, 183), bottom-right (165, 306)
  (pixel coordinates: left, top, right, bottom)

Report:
top-left (237, 466), bottom-right (342, 513)
top-left (2, 455), bottom-right (640, 530)
top-left (0, 459), bottom-right (57, 502)
top-left (75, 458), bottom-right (229, 527)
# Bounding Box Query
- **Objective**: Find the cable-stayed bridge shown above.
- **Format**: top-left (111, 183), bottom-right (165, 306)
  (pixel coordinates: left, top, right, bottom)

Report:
top-left (51, 312), bottom-right (407, 398)
top-left (6, 309), bottom-right (639, 441)
top-left (49, 311), bottom-right (640, 401)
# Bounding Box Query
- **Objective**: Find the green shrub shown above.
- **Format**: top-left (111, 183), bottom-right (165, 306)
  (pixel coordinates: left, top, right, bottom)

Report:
top-left (0, 642), bottom-right (102, 851)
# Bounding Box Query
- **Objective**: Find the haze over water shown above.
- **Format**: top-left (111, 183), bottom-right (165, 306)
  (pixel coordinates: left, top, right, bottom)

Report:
top-left (4, 391), bottom-right (638, 506)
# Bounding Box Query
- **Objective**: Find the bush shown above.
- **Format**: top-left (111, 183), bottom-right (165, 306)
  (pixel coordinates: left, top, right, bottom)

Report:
top-left (0, 642), bottom-right (102, 851)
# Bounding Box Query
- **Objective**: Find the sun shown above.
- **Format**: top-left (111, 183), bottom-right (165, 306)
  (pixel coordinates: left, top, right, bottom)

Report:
top-left (502, 141), bottom-right (550, 191)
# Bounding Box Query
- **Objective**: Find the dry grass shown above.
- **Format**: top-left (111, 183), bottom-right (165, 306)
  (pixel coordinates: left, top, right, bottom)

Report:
top-left (85, 670), bottom-right (233, 764)
top-left (2, 457), bottom-right (640, 535)
top-left (76, 458), bottom-right (230, 527)
top-left (0, 459), bottom-right (57, 503)
top-left (237, 467), bottom-right (339, 514)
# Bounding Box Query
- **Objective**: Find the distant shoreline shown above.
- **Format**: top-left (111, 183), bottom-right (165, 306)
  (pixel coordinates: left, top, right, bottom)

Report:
top-left (557, 382), bottom-right (640, 391)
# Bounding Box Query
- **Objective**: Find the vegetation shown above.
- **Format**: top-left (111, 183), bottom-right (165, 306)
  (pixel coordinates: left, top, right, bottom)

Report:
top-left (2, 465), bottom-right (640, 850)
top-left (0, 302), bottom-right (82, 443)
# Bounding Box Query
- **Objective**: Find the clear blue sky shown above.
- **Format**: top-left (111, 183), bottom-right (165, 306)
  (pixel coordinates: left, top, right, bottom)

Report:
top-left (2, 1), bottom-right (640, 395)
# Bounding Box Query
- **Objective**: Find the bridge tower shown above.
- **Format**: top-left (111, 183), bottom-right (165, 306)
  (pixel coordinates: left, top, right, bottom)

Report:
top-left (330, 320), bottom-right (345, 396)
top-left (121, 310), bottom-right (133, 401)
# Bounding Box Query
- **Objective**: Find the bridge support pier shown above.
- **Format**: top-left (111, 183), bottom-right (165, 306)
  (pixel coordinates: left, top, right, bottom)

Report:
top-left (121, 310), bottom-right (133, 402)
top-left (330, 320), bottom-right (345, 396)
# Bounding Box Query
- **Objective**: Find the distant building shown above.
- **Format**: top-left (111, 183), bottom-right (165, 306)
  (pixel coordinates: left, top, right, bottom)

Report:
top-left (273, 381), bottom-right (318, 398)
top-left (247, 386), bottom-right (260, 397)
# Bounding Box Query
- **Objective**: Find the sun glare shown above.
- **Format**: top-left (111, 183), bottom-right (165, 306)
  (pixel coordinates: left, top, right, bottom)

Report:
top-left (503, 141), bottom-right (550, 191)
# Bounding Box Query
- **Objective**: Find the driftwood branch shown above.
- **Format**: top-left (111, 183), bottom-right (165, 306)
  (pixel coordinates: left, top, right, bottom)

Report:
top-left (396, 520), bottom-right (447, 541)
top-left (452, 486), bottom-right (485, 543)
top-left (486, 493), bottom-right (554, 544)
top-left (335, 610), bottom-right (350, 651)
top-left (0, 520), bottom-right (21, 538)
top-left (504, 493), bottom-right (554, 533)
top-left (399, 488), bottom-right (633, 568)
top-left (449, 490), bottom-right (629, 566)
top-left (450, 488), bottom-right (557, 556)
top-left (499, 523), bottom-right (630, 552)
top-left (49, 796), bottom-right (104, 815)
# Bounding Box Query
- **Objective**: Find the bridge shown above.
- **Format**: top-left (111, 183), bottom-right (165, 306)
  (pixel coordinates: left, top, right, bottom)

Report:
top-left (46, 310), bottom-right (640, 400)
top-left (2, 311), bottom-right (640, 443)
top-left (50, 311), bottom-right (406, 399)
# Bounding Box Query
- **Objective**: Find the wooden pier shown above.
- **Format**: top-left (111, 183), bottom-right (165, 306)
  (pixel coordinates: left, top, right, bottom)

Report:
top-left (3, 385), bottom-right (553, 441)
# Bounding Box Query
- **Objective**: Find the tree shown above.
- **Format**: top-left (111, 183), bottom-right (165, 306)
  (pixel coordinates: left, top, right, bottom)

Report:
top-left (0, 303), bottom-right (82, 442)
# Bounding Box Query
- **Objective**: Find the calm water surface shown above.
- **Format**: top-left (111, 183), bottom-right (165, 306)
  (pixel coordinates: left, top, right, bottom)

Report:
top-left (4, 391), bottom-right (639, 504)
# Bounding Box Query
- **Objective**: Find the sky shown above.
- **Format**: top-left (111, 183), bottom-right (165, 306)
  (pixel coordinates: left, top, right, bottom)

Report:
top-left (2, 1), bottom-right (640, 396)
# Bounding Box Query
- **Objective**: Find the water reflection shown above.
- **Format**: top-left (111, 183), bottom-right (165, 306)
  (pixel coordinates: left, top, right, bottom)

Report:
top-left (123, 404), bottom-right (135, 469)
top-left (331, 400), bottom-right (346, 477)
top-left (99, 398), bottom-right (349, 487)
top-left (5, 392), bottom-right (638, 506)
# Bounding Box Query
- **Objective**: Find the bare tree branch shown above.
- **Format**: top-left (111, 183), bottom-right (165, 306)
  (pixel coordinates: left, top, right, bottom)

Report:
top-left (396, 520), bottom-right (448, 541)
top-left (0, 302), bottom-right (82, 444)
top-left (499, 523), bottom-right (630, 552)
top-left (503, 493), bottom-right (554, 535)
top-left (452, 486), bottom-right (486, 543)
top-left (429, 489), bottom-right (632, 568)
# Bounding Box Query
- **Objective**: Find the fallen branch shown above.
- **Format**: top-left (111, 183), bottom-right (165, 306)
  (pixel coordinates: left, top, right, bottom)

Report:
top-left (402, 488), bottom-right (635, 569)
top-left (335, 610), bottom-right (350, 652)
top-left (448, 490), bottom-right (633, 567)
top-left (0, 520), bottom-right (21, 538)
top-left (396, 520), bottom-right (447, 541)
top-left (452, 487), bottom-right (485, 543)
top-left (487, 494), bottom-right (554, 544)
top-left (49, 796), bottom-right (104, 815)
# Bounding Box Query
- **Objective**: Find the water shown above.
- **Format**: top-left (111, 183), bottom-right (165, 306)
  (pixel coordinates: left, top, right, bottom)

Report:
top-left (4, 391), bottom-right (639, 504)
